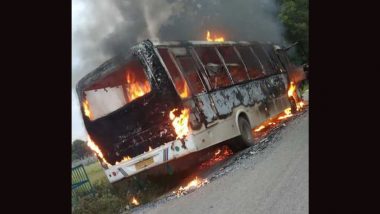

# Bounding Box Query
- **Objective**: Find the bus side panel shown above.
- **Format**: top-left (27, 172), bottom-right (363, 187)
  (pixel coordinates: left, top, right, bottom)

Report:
top-left (265, 73), bottom-right (291, 118)
top-left (208, 77), bottom-right (268, 119)
top-left (191, 73), bottom-right (291, 151)
top-left (193, 94), bottom-right (218, 124)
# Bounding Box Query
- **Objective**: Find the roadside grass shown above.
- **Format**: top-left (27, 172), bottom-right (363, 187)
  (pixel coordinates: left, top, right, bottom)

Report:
top-left (84, 161), bottom-right (108, 184)
top-left (73, 161), bottom-right (192, 213)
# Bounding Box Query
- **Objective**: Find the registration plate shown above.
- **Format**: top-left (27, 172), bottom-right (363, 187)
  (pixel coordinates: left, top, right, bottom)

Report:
top-left (135, 157), bottom-right (154, 170)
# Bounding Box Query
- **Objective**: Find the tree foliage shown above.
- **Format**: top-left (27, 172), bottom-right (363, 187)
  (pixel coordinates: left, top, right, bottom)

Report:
top-left (278, 0), bottom-right (309, 64)
top-left (72, 139), bottom-right (93, 161)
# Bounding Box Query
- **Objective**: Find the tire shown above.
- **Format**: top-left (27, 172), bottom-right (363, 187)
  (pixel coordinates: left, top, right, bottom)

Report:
top-left (237, 116), bottom-right (255, 147)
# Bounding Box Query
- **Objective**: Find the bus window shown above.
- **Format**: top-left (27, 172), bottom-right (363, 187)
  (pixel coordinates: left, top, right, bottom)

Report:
top-left (217, 46), bottom-right (249, 83)
top-left (157, 48), bottom-right (192, 98)
top-left (195, 47), bottom-right (232, 90)
top-left (83, 58), bottom-right (151, 120)
top-left (175, 56), bottom-right (206, 95)
top-left (251, 44), bottom-right (276, 75)
top-left (277, 50), bottom-right (291, 70)
top-left (236, 46), bottom-right (265, 80)
top-left (262, 44), bottom-right (285, 73)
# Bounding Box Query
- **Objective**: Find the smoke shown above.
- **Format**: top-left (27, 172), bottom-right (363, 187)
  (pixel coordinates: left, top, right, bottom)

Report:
top-left (72, 0), bottom-right (284, 86)
top-left (72, 0), bottom-right (284, 141)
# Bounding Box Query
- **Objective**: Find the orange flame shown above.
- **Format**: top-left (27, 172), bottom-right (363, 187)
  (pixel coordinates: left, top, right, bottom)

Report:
top-left (288, 81), bottom-right (297, 98)
top-left (296, 101), bottom-right (305, 111)
top-left (126, 71), bottom-right (151, 102)
top-left (115, 156), bottom-right (131, 165)
top-left (82, 99), bottom-right (93, 120)
top-left (253, 82), bottom-right (307, 136)
top-left (179, 82), bottom-right (190, 98)
top-left (86, 136), bottom-right (110, 166)
top-left (169, 108), bottom-right (190, 139)
top-left (174, 177), bottom-right (209, 197)
top-left (254, 125), bottom-right (265, 132)
top-left (278, 107), bottom-right (293, 120)
top-left (199, 145), bottom-right (234, 170)
top-left (130, 196), bottom-right (140, 206)
top-left (206, 30), bottom-right (224, 42)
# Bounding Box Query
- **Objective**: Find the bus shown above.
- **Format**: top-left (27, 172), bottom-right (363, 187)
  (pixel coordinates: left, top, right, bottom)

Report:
top-left (76, 39), bottom-right (304, 183)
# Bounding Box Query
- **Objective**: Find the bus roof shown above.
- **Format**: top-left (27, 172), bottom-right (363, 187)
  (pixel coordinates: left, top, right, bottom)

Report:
top-left (76, 40), bottom-right (281, 98)
top-left (151, 40), bottom-right (276, 47)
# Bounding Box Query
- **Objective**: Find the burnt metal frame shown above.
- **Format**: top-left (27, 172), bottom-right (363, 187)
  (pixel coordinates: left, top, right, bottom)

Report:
top-left (168, 47), bottom-right (208, 96)
top-left (231, 45), bottom-right (251, 80)
top-left (214, 45), bottom-right (251, 82)
top-left (154, 42), bottom-right (285, 96)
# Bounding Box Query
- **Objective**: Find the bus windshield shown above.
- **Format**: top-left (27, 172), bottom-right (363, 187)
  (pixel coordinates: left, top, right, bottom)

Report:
top-left (81, 57), bottom-right (151, 121)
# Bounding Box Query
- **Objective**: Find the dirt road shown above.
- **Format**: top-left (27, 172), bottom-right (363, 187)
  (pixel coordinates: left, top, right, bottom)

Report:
top-left (133, 110), bottom-right (309, 214)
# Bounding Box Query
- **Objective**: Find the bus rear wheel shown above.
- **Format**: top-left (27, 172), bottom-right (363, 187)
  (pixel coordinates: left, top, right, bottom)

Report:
top-left (237, 116), bottom-right (255, 147)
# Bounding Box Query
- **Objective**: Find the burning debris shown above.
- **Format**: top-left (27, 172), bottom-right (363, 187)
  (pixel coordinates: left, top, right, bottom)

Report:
top-left (169, 108), bottom-right (190, 139)
top-left (199, 145), bottom-right (234, 170)
top-left (130, 196), bottom-right (140, 206)
top-left (173, 177), bottom-right (209, 197)
top-left (206, 30), bottom-right (225, 42)
top-left (254, 125), bottom-right (265, 132)
top-left (278, 107), bottom-right (292, 120)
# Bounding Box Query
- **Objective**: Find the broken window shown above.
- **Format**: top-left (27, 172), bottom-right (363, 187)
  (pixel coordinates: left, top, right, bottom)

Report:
top-left (169, 47), bottom-right (206, 95)
top-left (82, 57), bottom-right (151, 121)
top-left (195, 46), bottom-right (232, 90)
top-left (236, 46), bottom-right (265, 79)
top-left (276, 49), bottom-right (291, 71)
top-left (157, 48), bottom-right (192, 98)
top-left (217, 46), bottom-right (249, 83)
top-left (262, 44), bottom-right (285, 73)
top-left (251, 44), bottom-right (276, 75)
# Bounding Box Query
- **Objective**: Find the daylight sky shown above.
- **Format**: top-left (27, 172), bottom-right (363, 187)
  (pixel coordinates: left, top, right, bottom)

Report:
top-left (72, 1), bottom-right (88, 142)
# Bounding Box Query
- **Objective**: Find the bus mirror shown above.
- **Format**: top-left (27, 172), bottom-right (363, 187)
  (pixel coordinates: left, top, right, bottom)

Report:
top-left (283, 41), bottom-right (299, 52)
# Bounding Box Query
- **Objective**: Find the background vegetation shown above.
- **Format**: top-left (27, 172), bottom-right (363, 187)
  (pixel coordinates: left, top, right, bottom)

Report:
top-left (278, 0), bottom-right (309, 65)
top-left (72, 139), bottom-right (93, 161)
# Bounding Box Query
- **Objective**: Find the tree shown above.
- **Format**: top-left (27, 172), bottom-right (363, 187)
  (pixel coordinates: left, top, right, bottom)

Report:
top-left (278, 0), bottom-right (309, 64)
top-left (72, 139), bottom-right (93, 161)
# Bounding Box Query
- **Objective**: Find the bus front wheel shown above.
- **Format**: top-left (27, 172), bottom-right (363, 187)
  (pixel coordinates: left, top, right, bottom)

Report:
top-left (237, 116), bottom-right (255, 147)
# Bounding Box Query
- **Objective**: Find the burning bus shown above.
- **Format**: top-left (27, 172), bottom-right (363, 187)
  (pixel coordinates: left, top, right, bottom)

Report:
top-left (76, 38), bottom-right (304, 183)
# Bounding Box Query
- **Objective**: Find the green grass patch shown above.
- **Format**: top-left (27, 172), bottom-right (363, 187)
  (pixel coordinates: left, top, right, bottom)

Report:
top-left (84, 161), bottom-right (108, 184)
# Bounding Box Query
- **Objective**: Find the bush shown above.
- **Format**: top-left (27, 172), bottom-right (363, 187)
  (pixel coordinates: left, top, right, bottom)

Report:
top-left (73, 181), bottom-right (127, 214)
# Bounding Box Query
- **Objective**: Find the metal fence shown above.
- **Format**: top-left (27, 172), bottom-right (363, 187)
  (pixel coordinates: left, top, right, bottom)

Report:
top-left (72, 164), bottom-right (95, 205)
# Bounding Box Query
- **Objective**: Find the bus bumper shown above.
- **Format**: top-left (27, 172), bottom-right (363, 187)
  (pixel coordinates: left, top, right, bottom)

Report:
top-left (104, 137), bottom-right (197, 183)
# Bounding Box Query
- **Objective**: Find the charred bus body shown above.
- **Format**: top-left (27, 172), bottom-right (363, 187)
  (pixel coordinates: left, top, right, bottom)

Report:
top-left (76, 40), bottom-right (302, 183)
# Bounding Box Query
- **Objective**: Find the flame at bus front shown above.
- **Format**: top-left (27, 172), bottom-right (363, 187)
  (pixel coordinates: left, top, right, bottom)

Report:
top-left (115, 156), bottom-right (131, 165)
top-left (82, 99), bottom-right (93, 120)
top-left (126, 71), bottom-right (151, 102)
top-left (86, 136), bottom-right (110, 167)
top-left (206, 30), bottom-right (224, 42)
top-left (169, 108), bottom-right (190, 139)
